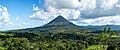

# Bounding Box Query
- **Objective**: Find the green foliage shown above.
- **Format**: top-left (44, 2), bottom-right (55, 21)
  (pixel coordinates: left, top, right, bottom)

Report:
top-left (3, 37), bottom-right (30, 50)
top-left (0, 27), bottom-right (119, 50)
top-left (0, 47), bottom-right (5, 50)
top-left (86, 45), bottom-right (107, 50)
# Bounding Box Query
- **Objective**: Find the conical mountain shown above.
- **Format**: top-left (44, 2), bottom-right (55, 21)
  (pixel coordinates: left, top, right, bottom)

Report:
top-left (43, 15), bottom-right (76, 27)
top-left (10, 15), bottom-right (81, 32)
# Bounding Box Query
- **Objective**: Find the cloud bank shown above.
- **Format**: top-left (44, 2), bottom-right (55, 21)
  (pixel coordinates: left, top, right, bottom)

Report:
top-left (0, 5), bottom-right (12, 25)
top-left (29, 0), bottom-right (120, 26)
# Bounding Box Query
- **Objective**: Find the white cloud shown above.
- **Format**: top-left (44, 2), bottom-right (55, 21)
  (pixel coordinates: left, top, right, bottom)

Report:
top-left (29, 0), bottom-right (120, 26)
top-left (15, 16), bottom-right (19, 20)
top-left (0, 5), bottom-right (12, 25)
top-left (116, 4), bottom-right (120, 7)
top-left (29, 10), bottom-right (52, 20)
top-left (100, 0), bottom-right (118, 10)
top-left (29, 8), bottom-right (81, 22)
top-left (44, 0), bottom-right (96, 10)
top-left (29, 0), bottom-right (97, 21)
top-left (44, 0), bottom-right (80, 9)
top-left (29, 0), bottom-right (83, 23)
top-left (79, 0), bottom-right (96, 10)
top-left (80, 16), bottom-right (120, 25)
top-left (33, 4), bottom-right (39, 11)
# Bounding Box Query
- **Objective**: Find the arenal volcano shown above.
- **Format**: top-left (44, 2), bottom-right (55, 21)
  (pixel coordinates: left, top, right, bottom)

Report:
top-left (11, 15), bottom-right (82, 32)
top-left (33, 15), bottom-right (81, 32)
top-left (43, 15), bottom-right (77, 27)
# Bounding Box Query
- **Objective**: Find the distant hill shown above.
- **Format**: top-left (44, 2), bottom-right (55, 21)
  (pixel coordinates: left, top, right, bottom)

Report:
top-left (80, 25), bottom-right (120, 31)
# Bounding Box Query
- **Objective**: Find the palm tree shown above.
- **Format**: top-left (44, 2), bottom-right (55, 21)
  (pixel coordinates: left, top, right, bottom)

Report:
top-left (99, 27), bottom-right (116, 50)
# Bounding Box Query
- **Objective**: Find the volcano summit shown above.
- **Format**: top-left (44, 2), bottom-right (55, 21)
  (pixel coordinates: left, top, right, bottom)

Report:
top-left (43, 15), bottom-right (77, 27)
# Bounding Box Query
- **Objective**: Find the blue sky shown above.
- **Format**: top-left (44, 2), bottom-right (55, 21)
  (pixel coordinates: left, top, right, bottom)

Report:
top-left (0, 0), bottom-right (120, 31)
top-left (0, 0), bottom-right (44, 31)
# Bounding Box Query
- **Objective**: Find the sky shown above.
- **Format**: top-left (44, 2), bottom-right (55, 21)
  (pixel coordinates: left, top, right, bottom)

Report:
top-left (0, 0), bottom-right (120, 31)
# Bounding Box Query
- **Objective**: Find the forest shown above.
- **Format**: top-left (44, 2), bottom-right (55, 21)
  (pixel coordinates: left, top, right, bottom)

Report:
top-left (0, 27), bottom-right (119, 50)
top-left (0, 0), bottom-right (120, 50)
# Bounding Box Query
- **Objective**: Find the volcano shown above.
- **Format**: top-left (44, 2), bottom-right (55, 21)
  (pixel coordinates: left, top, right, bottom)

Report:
top-left (9, 15), bottom-right (82, 32)
top-left (6, 15), bottom-right (89, 33)
top-left (43, 15), bottom-right (76, 27)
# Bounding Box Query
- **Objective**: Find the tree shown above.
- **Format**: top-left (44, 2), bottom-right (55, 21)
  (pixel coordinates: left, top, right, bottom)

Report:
top-left (99, 27), bottom-right (117, 50)
top-left (3, 37), bottom-right (30, 50)
top-left (107, 45), bottom-right (117, 50)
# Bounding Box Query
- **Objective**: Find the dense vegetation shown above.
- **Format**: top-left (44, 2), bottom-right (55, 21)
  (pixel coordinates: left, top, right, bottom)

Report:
top-left (0, 27), bottom-right (119, 50)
